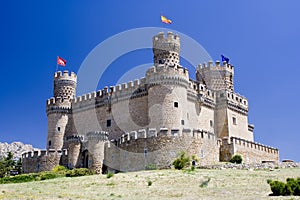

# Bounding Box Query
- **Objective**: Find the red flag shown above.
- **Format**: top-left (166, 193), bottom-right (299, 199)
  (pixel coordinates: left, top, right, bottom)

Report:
top-left (57, 56), bottom-right (66, 66)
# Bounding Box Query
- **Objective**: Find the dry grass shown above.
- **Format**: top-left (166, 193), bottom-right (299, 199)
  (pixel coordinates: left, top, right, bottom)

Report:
top-left (0, 168), bottom-right (300, 200)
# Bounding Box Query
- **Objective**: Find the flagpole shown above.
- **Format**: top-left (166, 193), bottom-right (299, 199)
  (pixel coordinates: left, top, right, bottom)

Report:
top-left (56, 56), bottom-right (58, 72)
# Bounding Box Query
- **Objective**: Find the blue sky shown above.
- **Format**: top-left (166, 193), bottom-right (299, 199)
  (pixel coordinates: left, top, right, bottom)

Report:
top-left (0, 1), bottom-right (299, 161)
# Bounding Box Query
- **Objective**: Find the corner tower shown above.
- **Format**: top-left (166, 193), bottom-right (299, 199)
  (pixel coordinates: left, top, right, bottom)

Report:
top-left (197, 61), bottom-right (234, 91)
top-left (46, 71), bottom-right (77, 150)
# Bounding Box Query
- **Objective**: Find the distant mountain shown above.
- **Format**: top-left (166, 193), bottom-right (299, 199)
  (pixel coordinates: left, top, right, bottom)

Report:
top-left (0, 142), bottom-right (39, 160)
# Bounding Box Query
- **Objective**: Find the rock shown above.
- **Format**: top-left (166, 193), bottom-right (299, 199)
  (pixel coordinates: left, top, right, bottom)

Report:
top-left (0, 142), bottom-right (39, 160)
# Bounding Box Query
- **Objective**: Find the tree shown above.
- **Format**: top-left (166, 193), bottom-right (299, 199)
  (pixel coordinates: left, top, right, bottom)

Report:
top-left (173, 151), bottom-right (190, 170)
top-left (0, 152), bottom-right (20, 178)
top-left (229, 154), bottom-right (243, 164)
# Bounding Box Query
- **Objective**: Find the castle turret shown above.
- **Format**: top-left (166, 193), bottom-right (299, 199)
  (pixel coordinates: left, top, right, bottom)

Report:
top-left (153, 31), bottom-right (180, 66)
top-left (46, 70), bottom-right (77, 150)
top-left (147, 32), bottom-right (189, 132)
top-left (66, 135), bottom-right (82, 169)
top-left (86, 131), bottom-right (109, 174)
top-left (197, 61), bottom-right (234, 91)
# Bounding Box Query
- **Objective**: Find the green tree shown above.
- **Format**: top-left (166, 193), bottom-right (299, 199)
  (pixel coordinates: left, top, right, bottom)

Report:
top-left (173, 151), bottom-right (190, 170)
top-left (229, 154), bottom-right (243, 164)
top-left (0, 152), bottom-right (19, 178)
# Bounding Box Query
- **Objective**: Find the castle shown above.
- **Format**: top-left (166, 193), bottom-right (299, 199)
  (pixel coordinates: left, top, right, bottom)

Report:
top-left (22, 32), bottom-right (279, 174)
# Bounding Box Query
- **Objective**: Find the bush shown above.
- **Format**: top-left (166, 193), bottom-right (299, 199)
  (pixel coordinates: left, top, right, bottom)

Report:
top-left (147, 180), bottom-right (152, 186)
top-left (106, 172), bottom-right (114, 179)
top-left (268, 178), bottom-right (300, 196)
top-left (173, 151), bottom-right (190, 170)
top-left (269, 181), bottom-right (286, 196)
top-left (0, 174), bottom-right (38, 184)
top-left (229, 154), bottom-right (243, 164)
top-left (53, 165), bottom-right (67, 173)
top-left (40, 172), bottom-right (58, 180)
top-left (65, 168), bottom-right (93, 177)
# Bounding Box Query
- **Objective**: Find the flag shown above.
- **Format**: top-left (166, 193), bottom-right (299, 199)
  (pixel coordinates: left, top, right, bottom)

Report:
top-left (57, 56), bottom-right (66, 66)
top-left (221, 55), bottom-right (229, 63)
top-left (161, 15), bottom-right (172, 24)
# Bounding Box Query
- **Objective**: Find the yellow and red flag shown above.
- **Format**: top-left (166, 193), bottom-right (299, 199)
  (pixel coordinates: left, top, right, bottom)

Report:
top-left (57, 56), bottom-right (66, 66)
top-left (161, 15), bottom-right (172, 24)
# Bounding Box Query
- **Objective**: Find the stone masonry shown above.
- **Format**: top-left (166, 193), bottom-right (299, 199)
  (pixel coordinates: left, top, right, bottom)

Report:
top-left (22, 32), bottom-right (279, 174)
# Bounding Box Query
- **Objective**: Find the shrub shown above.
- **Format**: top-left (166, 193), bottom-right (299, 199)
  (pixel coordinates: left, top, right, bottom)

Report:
top-left (268, 178), bottom-right (300, 196)
top-left (173, 151), bottom-right (190, 170)
top-left (269, 180), bottom-right (286, 196)
top-left (106, 172), bottom-right (114, 179)
top-left (147, 180), bottom-right (152, 186)
top-left (0, 174), bottom-right (37, 184)
top-left (229, 154), bottom-right (242, 164)
top-left (65, 168), bottom-right (93, 177)
top-left (40, 172), bottom-right (58, 180)
top-left (53, 165), bottom-right (67, 173)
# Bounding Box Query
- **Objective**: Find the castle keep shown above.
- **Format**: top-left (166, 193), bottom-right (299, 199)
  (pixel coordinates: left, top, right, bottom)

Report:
top-left (22, 32), bottom-right (279, 173)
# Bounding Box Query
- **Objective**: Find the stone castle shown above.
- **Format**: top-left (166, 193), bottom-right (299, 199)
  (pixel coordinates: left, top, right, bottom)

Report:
top-left (22, 32), bottom-right (279, 174)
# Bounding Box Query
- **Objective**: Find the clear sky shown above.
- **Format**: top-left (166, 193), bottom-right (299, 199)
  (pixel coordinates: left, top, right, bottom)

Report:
top-left (0, 1), bottom-right (299, 161)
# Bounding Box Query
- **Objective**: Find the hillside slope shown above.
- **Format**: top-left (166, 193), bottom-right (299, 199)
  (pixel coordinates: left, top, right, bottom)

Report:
top-left (1, 168), bottom-right (300, 199)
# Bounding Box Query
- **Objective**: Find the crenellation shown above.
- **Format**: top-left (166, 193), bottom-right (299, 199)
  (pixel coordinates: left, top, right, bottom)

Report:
top-left (137, 129), bottom-right (147, 139)
top-left (130, 131), bottom-right (137, 140)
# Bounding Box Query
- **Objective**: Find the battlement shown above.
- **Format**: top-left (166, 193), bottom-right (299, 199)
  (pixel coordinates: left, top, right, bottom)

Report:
top-left (188, 80), bottom-right (215, 99)
top-left (198, 60), bottom-right (234, 73)
top-left (146, 65), bottom-right (189, 89)
top-left (217, 90), bottom-right (248, 107)
top-left (86, 131), bottom-right (109, 141)
top-left (72, 77), bottom-right (147, 108)
top-left (21, 149), bottom-right (68, 159)
top-left (46, 97), bottom-right (72, 114)
top-left (114, 128), bottom-right (216, 146)
top-left (223, 137), bottom-right (278, 154)
top-left (54, 70), bottom-right (77, 82)
top-left (153, 32), bottom-right (180, 53)
top-left (66, 135), bottom-right (84, 143)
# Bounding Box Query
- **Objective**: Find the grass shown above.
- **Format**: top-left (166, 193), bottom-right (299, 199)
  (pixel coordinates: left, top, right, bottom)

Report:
top-left (0, 168), bottom-right (300, 199)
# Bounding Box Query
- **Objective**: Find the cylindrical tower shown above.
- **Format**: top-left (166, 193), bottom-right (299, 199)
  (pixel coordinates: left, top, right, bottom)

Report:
top-left (86, 131), bottom-right (109, 174)
top-left (66, 135), bottom-right (82, 169)
top-left (147, 32), bottom-right (189, 131)
top-left (46, 70), bottom-right (77, 150)
top-left (153, 31), bottom-right (180, 66)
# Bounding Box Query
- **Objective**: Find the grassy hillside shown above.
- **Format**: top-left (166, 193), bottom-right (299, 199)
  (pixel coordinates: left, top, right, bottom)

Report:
top-left (0, 168), bottom-right (300, 200)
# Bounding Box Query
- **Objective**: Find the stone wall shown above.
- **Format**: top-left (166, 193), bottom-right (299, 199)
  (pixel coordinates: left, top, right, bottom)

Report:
top-left (220, 137), bottom-right (279, 163)
top-left (103, 128), bottom-right (220, 172)
top-left (22, 150), bottom-right (68, 173)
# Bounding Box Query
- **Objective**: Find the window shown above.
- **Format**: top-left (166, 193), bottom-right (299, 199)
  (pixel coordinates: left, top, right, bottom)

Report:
top-left (210, 120), bottom-right (213, 127)
top-left (200, 149), bottom-right (204, 158)
top-left (174, 102), bottom-right (178, 108)
top-left (57, 127), bottom-right (60, 132)
top-left (181, 120), bottom-right (185, 125)
top-left (233, 117), bottom-right (237, 125)
top-left (48, 140), bottom-right (51, 146)
top-left (107, 119), bottom-right (111, 127)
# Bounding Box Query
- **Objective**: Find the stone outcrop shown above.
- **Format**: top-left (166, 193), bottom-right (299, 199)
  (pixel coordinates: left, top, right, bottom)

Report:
top-left (0, 142), bottom-right (38, 160)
